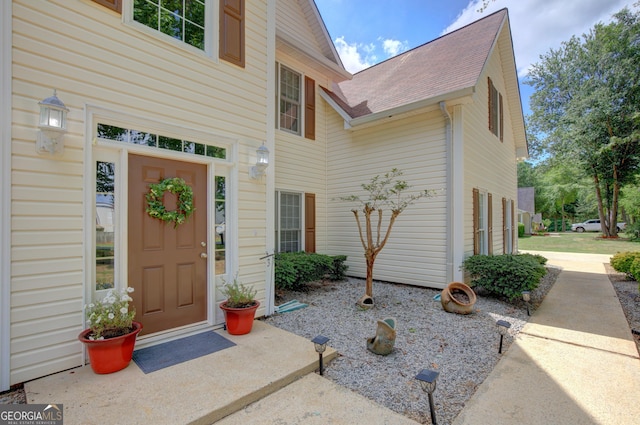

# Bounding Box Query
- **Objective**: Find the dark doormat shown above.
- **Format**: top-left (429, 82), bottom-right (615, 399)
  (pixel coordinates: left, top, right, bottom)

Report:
top-left (132, 331), bottom-right (236, 374)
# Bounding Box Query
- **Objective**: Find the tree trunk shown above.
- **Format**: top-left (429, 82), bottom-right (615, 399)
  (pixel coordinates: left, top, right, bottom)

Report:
top-left (592, 170), bottom-right (611, 237)
top-left (365, 253), bottom-right (375, 297)
top-left (610, 166), bottom-right (620, 237)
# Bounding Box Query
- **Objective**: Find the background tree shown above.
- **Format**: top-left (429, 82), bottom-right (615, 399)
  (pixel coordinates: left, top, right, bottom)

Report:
top-left (527, 7), bottom-right (640, 236)
top-left (340, 169), bottom-right (435, 308)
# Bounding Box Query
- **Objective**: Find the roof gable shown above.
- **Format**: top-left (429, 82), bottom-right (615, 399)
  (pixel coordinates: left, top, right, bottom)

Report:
top-left (276, 0), bottom-right (350, 81)
top-left (325, 9), bottom-right (508, 119)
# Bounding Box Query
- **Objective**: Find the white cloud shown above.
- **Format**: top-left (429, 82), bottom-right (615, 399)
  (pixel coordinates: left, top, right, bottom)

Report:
top-left (333, 36), bottom-right (409, 74)
top-left (334, 36), bottom-right (376, 73)
top-left (380, 38), bottom-right (409, 57)
top-left (443, 0), bottom-right (635, 77)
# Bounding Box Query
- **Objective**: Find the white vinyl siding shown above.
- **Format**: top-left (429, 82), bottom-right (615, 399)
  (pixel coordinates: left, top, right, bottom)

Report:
top-left (326, 109), bottom-right (448, 289)
top-left (462, 40), bottom-right (518, 258)
top-left (276, 0), bottom-right (323, 51)
top-left (9, 0), bottom-right (270, 385)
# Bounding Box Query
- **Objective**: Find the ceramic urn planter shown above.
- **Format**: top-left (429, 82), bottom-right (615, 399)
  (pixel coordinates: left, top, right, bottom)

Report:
top-left (441, 282), bottom-right (477, 314)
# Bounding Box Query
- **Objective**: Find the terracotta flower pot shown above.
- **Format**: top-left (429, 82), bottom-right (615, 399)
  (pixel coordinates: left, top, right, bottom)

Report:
top-left (78, 321), bottom-right (143, 374)
top-left (441, 282), bottom-right (477, 314)
top-left (219, 301), bottom-right (260, 335)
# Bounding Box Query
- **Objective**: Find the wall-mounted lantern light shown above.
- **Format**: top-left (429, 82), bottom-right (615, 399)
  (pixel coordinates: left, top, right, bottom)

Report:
top-left (249, 143), bottom-right (269, 179)
top-left (37, 89), bottom-right (69, 155)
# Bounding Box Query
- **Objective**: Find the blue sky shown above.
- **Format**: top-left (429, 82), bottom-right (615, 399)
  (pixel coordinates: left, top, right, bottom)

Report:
top-left (314, 0), bottom-right (635, 115)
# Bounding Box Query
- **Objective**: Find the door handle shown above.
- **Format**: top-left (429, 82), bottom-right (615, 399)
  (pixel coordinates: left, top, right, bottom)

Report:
top-left (200, 253), bottom-right (208, 259)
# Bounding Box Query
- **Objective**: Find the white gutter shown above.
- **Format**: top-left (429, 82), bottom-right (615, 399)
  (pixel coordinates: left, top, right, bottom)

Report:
top-left (345, 87), bottom-right (474, 128)
top-left (440, 102), bottom-right (454, 283)
top-left (0, 0), bottom-right (12, 392)
top-left (318, 89), bottom-right (353, 128)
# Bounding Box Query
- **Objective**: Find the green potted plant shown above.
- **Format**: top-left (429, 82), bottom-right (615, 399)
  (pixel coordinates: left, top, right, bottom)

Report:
top-left (219, 276), bottom-right (260, 335)
top-left (78, 287), bottom-right (142, 374)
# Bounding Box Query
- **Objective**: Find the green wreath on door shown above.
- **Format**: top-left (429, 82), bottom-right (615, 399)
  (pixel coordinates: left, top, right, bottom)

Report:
top-left (145, 177), bottom-right (195, 228)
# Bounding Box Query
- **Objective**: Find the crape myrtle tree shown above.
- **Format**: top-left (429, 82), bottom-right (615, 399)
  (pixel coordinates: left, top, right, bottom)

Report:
top-left (340, 169), bottom-right (435, 308)
top-left (526, 6), bottom-right (640, 237)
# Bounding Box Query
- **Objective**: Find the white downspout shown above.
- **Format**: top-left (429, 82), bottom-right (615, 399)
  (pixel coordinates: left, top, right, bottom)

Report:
top-left (0, 0), bottom-right (12, 392)
top-left (439, 102), bottom-right (453, 283)
top-left (264, 0), bottom-right (276, 316)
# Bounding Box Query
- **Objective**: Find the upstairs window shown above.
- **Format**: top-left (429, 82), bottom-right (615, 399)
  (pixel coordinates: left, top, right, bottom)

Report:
top-left (277, 64), bottom-right (316, 139)
top-left (279, 65), bottom-right (301, 135)
top-left (488, 77), bottom-right (504, 142)
top-left (132, 0), bottom-right (206, 51)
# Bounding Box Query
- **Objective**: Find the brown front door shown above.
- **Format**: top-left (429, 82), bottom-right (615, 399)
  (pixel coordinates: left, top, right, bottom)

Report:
top-left (128, 154), bottom-right (208, 335)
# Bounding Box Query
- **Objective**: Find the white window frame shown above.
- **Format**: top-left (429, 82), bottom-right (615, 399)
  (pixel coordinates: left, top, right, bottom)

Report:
top-left (505, 199), bottom-right (513, 254)
top-left (275, 190), bottom-right (304, 252)
top-left (123, 0), bottom-right (215, 58)
top-left (277, 63), bottom-right (303, 136)
top-left (478, 191), bottom-right (488, 255)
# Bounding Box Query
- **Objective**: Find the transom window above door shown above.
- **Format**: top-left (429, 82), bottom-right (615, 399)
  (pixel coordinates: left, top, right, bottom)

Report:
top-left (97, 123), bottom-right (226, 159)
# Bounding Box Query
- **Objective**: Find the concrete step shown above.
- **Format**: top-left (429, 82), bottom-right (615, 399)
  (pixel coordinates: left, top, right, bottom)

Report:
top-left (25, 321), bottom-right (338, 425)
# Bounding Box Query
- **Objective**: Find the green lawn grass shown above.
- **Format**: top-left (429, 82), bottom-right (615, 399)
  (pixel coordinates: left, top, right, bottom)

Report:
top-left (518, 232), bottom-right (640, 255)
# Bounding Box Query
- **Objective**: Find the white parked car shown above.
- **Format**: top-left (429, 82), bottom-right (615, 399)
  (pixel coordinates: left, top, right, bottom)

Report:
top-left (571, 219), bottom-right (626, 233)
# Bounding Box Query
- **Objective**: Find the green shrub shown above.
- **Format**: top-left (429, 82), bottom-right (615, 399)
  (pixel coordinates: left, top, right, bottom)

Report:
top-left (610, 251), bottom-right (640, 279)
top-left (329, 255), bottom-right (349, 280)
top-left (461, 254), bottom-right (547, 301)
top-left (630, 257), bottom-right (640, 287)
top-left (624, 221), bottom-right (640, 241)
top-left (274, 252), bottom-right (348, 291)
top-left (518, 222), bottom-right (525, 237)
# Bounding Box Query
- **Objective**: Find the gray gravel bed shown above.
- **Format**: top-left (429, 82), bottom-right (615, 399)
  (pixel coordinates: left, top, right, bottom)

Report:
top-left (264, 266), bottom-right (560, 425)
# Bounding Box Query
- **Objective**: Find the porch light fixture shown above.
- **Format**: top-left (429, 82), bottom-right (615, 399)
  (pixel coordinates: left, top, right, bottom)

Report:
top-left (522, 291), bottom-right (531, 316)
top-left (415, 368), bottom-right (439, 425)
top-left (311, 335), bottom-right (329, 375)
top-left (249, 143), bottom-right (269, 179)
top-left (37, 89), bottom-right (69, 155)
top-left (496, 320), bottom-right (511, 354)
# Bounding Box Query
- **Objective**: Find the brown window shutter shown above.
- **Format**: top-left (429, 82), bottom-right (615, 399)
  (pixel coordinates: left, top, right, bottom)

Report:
top-left (512, 200), bottom-right (517, 251)
top-left (502, 197), bottom-right (507, 253)
top-left (305, 193), bottom-right (316, 253)
top-left (499, 93), bottom-right (504, 142)
top-left (487, 77), bottom-right (493, 133)
top-left (473, 188), bottom-right (479, 255)
top-left (220, 0), bottom-right (245, 67)
top-left (487, 193), bottom-right (493, 255)
top-left (304, 77), bottom-right (316, 140)
top-left (92, 0), bottom-right (121, 13)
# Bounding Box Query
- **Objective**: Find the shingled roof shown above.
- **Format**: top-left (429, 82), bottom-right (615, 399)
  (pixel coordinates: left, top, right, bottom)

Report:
top-left (324, 9), bottom-right (509, 120)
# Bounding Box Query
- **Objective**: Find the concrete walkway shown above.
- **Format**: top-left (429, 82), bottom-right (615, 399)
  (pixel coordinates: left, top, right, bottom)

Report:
top-left (454, 251), bottom-right (640, 425)
top-left (24, 251), bottom-right (640, 424)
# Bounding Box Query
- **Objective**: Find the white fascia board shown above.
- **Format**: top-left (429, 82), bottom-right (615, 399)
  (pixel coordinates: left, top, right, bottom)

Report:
top-left (348, 87), bottom-right (475, 128)
top-left (318, 89), bottom-right (353, 129)
top-left (276, 29), bottom-right (351, 82)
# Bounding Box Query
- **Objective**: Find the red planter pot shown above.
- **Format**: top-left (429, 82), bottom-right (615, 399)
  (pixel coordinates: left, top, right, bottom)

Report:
top-left (78, 321), bottom-right (143, 374)
top-left (219, 301), bottom-right (260, 335)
